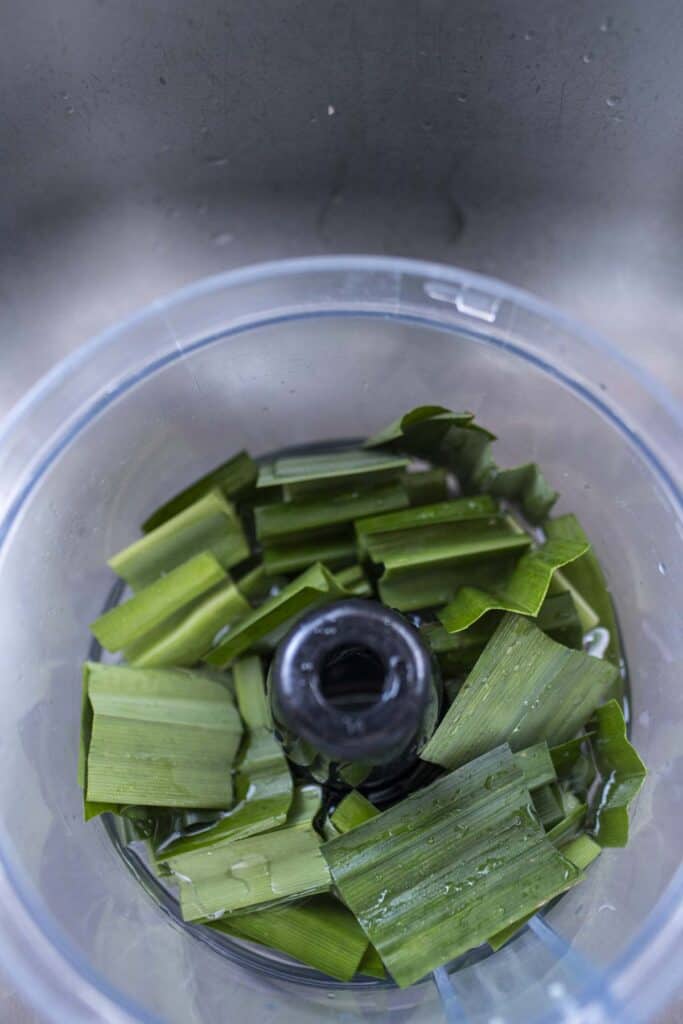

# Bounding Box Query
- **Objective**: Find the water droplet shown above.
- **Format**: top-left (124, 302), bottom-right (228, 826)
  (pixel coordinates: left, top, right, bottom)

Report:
top-left (456, 92), bottom-right (468, 103)
top-left (657, 561), bottom-right (667, 575)
top-left (606, 95), bottom-right (621, 107)
top-left (212, 231), bottom-right (234, 247)
top-left (638, 710), bottom-right (650, 728)
top-left (599, 902), bottom-right (616, 913)
top-left (600, 15), bottom-right (612, 31)
top-left (582, 52), bottom-right (593, 63)
top-left (327, 104), bottom-right (336, 116)
top-left (524, 29), bottom-right (535, 40)
top-left (549, 982), bottom-right (566, 999)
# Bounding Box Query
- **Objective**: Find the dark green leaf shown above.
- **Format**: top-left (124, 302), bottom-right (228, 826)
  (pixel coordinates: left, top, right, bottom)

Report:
top-left (401, 468), bottom-right (450, 506)
top-left (255, 482), bottom-right (409, 544)
top-left (589, 700), bottom-right (646, 847)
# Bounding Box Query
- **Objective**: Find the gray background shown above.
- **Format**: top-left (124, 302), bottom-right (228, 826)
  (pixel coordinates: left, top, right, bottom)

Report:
top-left (0, 0), bottom-right (681, 1020)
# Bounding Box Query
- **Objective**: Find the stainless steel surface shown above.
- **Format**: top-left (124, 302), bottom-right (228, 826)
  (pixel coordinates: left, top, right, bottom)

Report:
top-left (1, 1), bottom-right (681, 1020)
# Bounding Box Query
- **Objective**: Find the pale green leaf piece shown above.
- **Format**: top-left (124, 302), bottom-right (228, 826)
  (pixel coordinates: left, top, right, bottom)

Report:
top-left (142, 451), bottom-right (258, 532)
top-left (111, 490), bottom-right (249, 589)
top-left (258, 448), bottom-right (410, 501)
top-left (211, 894), bottom-right (368, 981)
top-left (90, 551), bottom-right (226, 652)
top-left (170, 825), bottom-right (331, 921)
top-left (125, 578), bottom-right (250, 667)
top-left (545, 514), bottom-right (622, 668)
top-left (322, 743), bottom-right (580, 988)
top-left (334, 563), bottom-right (372, 597)
top-left (438, 534), bottom-right (589, 633)
top-left (83, 662), bottom-right (242, 809)
top-left (263, 533), bottom-right (357, 574)
top-left (255, 481), bottom-right (409, 544)
top-left (329, 791), bottom-right (380, 835)
top-left (285, 784), bottom-right (324, 829)
top-left (589, 699), bottom-right (646, 847)
top-left (358, 944), bottom-right (387, 979)
top-left (233, 655), bottom-right (271, 729)
top-left (422, 614), bottom-right (618, 770)
top-left (204, 563), bottom-right (348, 667)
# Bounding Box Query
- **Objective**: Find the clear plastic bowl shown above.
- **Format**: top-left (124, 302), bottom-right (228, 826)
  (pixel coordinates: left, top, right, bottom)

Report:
top-left (0, 256), bottom-right (680, 1024)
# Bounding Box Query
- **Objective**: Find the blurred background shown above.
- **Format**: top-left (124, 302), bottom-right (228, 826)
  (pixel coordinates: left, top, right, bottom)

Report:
top-left (0, 0), bottom-right (681, 1019)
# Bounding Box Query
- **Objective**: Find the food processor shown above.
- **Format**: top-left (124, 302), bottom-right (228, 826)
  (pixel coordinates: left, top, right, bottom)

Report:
top-left (0, 256), bottom-right (680, 1023)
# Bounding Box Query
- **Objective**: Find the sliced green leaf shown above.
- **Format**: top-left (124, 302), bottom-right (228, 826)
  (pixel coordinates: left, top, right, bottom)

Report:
top-left (323, 743), bottom-right (580, 988)
top-left (171, 825), bottom-right (331, 921)
top-left (379, 557), bottom-right (518, 613)
top-left (551, 735), bottom-right (596, 799)
top-left (364, 406), bottom-right (475, 451)
top-left (546, 800), bottom-right (588, 844)
top-left (355, 494), bottom-right (499, 551)
top-left (589, 700), bottom-right (646, 847)
top-left (545, 514), bottom-right (621, 665)
top-left (422, 614), bottom-right (618, 770)
top-left (334, 563), bottom-right (372, 597)
top-left (124, 578), bottom-right (250, 667)
top-left (90, 551), bottom-right (227, 652)
top-left (514, 742), bottom-right (556, 791)
top-left (233, 655), bottom-right (271, 730)
top-left (286, 784), bottom-right (323, 829)
top-left (142, 451), bottom-right (258, 532)
top-left (263, 532), bottom-right (357, 574)
top-left (489, 464), bottom-right (559, 528)
top-left (358, 943), bottom-right (387, 979)
top-left (111, 490), bottom-right (249, 589)
top-left (330, 791), bottom-right (379, 834)
top-left (83, 662), bottom-right (242, 808)
top-left (211, 894), bottom-right (368, 981)
top-left (438, 534), bottom-right (589, 633)
top-left (257, 448), bottom-right (409, 496)
top-left (401, 468), bottom-right (450, 506)
top-left (205, 563), bottom-right (348, 667)
top-left (255, 482), bottom-right (409, 545)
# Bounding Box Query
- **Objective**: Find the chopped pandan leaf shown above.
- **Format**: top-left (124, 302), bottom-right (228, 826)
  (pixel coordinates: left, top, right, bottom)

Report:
top-left (438, 533), bottom-right (589, 633)
top-left (401, 468), bottom-right (450, 506)
top-left (82, 662), bottom-right (242, 809)
top-left (211, 894), bottom-right (368, 981)
top-left (233, 655), bottom-right (271, 729)
top-left (532, 784), bottom-right (565, 829)
top-left (110, 490), bottom-right (250, 590)
top-left (170, 825), bottom-right (331, 921)
top-left (422, 614), bottom-right (618, 771)
top-left (379, 557), bottom-right (517, 613)
top-left (263, 532), bottom-right (357, 574)
top-left (330, 791), bottom-right (379, 834)
top-left (235, 564), bottom-right (278, 605)
top-left (90, 551), bottom-right (227, 652)
top-left (255, 482), bottom-right (409, 545)
top-left (551, 735), bottom-right (596, 799)
top-left (160, 657), bottom-right (291, 855)
top-left (421, 618), bottom-right (498, 674)
top-left (286, 784), bottom-right (323, 829)
top-left (514, 741), bottom-right (556, 791)
top-left (204, 563), bottom-right (348, 667)
top-left (366, 406), bottom-right (557, 523)
top-left (322, 743), bottom-right (581, 988)
top-left (589, 700), bottom-right (646, 847)
top-left (358, 943), bottom-right (387, 979)
top-left (335, 563), bottom-right (372, 597)
top-left (355, 494), bottom-right (499, 552)
top-left (545, 514), bottom-right (621, 665)
top-left (546, 799), bottom-right (587, 844)
top-left (142, 451), bottom-right (258, 532)
top-left (257, 448), bottom-right (409, 496)
top-left (536, 591), bottom-right (583, 650)
top-left (124, 578), bottom-right (250, 667)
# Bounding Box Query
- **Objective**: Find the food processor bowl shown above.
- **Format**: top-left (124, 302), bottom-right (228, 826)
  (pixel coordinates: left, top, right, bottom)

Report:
top-left (0, 256), bottom-right (680, 1024)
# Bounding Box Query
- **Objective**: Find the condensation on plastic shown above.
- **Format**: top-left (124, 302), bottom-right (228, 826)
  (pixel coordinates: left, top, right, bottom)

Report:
top-left (0, 256), bottom-right (680, 1024)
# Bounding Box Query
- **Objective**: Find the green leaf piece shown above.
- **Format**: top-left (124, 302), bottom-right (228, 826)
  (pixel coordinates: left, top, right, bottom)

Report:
top-left (255, 482), bottom-right (409, 545)
top-left (550, 735), bottom-right (596, 799)
top-left (549, 571), bottom-right (600, 633)
top-left (205, 563), bottom-right (348, 667)
top-left (334, 564), bottom-right (373, 597)
top-left (263, 533), bottom-right (357, 574)
top-left (233, 655), bottom-right (271, 730)
top-left (170, 824), bottom-right (331, 921)
top-left (236, 564), bottom-right (279, 604)
top-left (536, 591), bottom-right (584, 650)
top-left (330, 791), bottom-right (380, 835)
top-left (356, 494), bottom-right (499, 550)
top-left (532, 784), bottom-right (565, 829)
top-left (514, 742), bottom-right (556, 791)
top-left (322, 744), bottom-right (580, 988)
top-left (546, 801), bottom-right (588, 844)
top-left (286, 784), bottom-right (324, 829)
top-left (211, 894), bottom-right (368, 981)
top-left (142, 451), bottom-right (258, 533)
top-left (401, 468), bottom-right (450, 506)
top-left (83, 662), bottom-right (242, 809)
top-left (545, 514), bottom-right (621, 666)
top-left (489, 464), bottom-right (559, 528)
top-left (438, 534), bottom-right (589, 633)
top-left (358, 944), bottom-right (387, 979)
top-left (589, 700), bottom-right (646, 847)
top-left (125, 579), bottom-right (250, 667)
top-left (111, 490), bottom-right (249, 590)
top-left (379, 558), bottom-right (517, 613)
top-left (90, 551), bottom-right (227, 652)
top-left (364, 406), bottom-right (475, 451)
top-left (257, 448), bottom-right (409, 496)
top-left (422, 615), bottom-right (618, 770)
